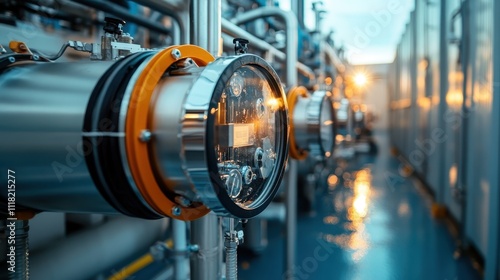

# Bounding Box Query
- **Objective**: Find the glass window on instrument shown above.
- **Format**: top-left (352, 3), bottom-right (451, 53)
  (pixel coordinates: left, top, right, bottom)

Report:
top-left (213, 65), bottom-right (283, 207)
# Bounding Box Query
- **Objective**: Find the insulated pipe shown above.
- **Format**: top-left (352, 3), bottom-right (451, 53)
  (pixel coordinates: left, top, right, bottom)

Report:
top-left (30, 217), bottom-right (168, 280)
top-left (231, 7), bottom-right (298, 87)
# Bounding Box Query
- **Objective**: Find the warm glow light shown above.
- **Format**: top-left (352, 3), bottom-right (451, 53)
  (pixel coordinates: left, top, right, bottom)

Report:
top-left (266, 98), bottom-right (281, 111)
top-left (327, 174), bottom-right (339, 187)
top-left (353, 73), bottom-right (368, 88)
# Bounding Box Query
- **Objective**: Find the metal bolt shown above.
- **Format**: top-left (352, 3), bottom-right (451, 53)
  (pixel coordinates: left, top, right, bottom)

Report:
top-left (188, 244), bottom-right (199, 252)
top-left (33, 54), bottom-right (39, 61)
top-left (139, 130), bottom-right (152, 142)
top-left (172, 206), bottom-right (181, 216)
top-left (8, 57), bottom-right (15, 63)
top-left (171, 49), bottom-right (181, 59)
top-left (175, 196), bottom-right (192, 207)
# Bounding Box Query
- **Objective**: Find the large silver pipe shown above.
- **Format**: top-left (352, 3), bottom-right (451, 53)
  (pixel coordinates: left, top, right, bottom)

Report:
top-left (190, 213), bottom-right (222, 280)
top-left (30, 217), bottom-right (168, 280)
top-left (190, 0), bottom-right (221, 57)
top-left (231, 7), bottom-right (298, 87)
top-left (0, 61), bottom-right (116, 213)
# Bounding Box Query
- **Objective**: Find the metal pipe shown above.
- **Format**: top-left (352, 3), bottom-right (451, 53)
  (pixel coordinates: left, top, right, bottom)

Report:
top-left (131, 0), bottom-right (190, 44)
top-left (285, 160), bottom-right (298, 280)
top-left (70, 0), bottom-right (172, 35)
top-left (190, 214), bottom-right (222, 280)
top-left (30, 217), bottom-right (168, 280)
top-left (172, 220), bottom-right (189, 280)
top-left (321, 41), bottom-right (345, 73)
top-left (231, 7), bottom-right (298, 87)
top-left (190, 0), bottom-right (221, 56)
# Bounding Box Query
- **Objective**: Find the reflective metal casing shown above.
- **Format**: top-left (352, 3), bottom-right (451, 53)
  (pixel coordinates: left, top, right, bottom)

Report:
top-left (292, 90), bottom-right (335, 159)
top-left (0, 61), bottom-right (117, 213)
top-left (151, 54), bottom-right (289, 218)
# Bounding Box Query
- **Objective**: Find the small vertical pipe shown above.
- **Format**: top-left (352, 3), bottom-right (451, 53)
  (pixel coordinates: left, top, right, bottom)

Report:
top-left (190, 213), bottom-right (222, 280)
top-left (285, 160), bottom-right (298, 279)
top-left (172, 220), bottom-right (189, 280)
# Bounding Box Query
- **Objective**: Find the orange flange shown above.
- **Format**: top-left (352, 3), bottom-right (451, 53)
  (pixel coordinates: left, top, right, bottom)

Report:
top-left (125, 45), bottom-right (214, 221)
top-left (287, 86), bottom-right (310, 160)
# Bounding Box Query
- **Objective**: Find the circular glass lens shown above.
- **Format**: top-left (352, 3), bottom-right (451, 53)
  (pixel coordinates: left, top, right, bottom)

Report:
top-left (213, 65), bottom-right (283, 208)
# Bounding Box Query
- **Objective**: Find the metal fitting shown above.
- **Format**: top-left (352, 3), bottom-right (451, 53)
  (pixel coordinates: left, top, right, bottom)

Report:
top-left (172, 206), bottom-right (182, 216)
top-left (171, 49), bottom-right (181, 59)
top-left (139, 130), bottom-right (152, 142)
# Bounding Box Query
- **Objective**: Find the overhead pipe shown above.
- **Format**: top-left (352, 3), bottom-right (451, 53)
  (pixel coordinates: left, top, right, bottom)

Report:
top-left (70, 0), bottom-right (172, 35)
top-left (231, 7), bottom-right (298, 87)
top-left (221, 20), bottom-right (315, 81)
top-left (131, 0), bottom-right (190, 44)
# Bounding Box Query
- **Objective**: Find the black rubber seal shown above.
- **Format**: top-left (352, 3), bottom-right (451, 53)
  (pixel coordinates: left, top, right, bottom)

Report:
top-left (83, 51), bottom-right (161, 219)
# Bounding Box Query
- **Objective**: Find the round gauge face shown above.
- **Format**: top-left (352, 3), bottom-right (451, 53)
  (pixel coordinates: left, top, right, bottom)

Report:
top-left (213, 64), bottom-right (284, 211)
top-left (319, 97), bottom-right (335, 157)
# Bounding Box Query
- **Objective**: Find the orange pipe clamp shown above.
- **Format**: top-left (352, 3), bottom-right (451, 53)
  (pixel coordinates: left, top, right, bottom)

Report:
top-left (125, 45), bottom-right (213, 221)
top-left (287, 86), bottom-right (310, 160)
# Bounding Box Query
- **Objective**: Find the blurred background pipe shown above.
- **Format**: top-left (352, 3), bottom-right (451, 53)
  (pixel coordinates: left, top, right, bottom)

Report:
top-left (30, 217), bottom-right (168, 280)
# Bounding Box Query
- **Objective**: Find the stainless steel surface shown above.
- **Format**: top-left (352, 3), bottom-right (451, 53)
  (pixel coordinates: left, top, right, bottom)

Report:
top-left (292, 90), bottom-right (334, 159)
top-left (190, 0), bottom-right (221, 57)
top-left (30, 217), bottom-right (168, 280)
top-left (231, 7), bottom-right (298, 87)
top-left (150, 74), bottom-right (201, 201)
top-left (0, 61), bottom-right (116, 213)
top-left (190, 214), bottom-right (222, 280)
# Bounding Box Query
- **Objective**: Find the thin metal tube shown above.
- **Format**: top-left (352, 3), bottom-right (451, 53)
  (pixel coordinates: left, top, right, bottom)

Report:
top-left (285, 160), bottom-right (298, 280)
top-left (70, 0), bottom-right (172, 35)
top-left (172, 220), bottom-right (189, 280)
